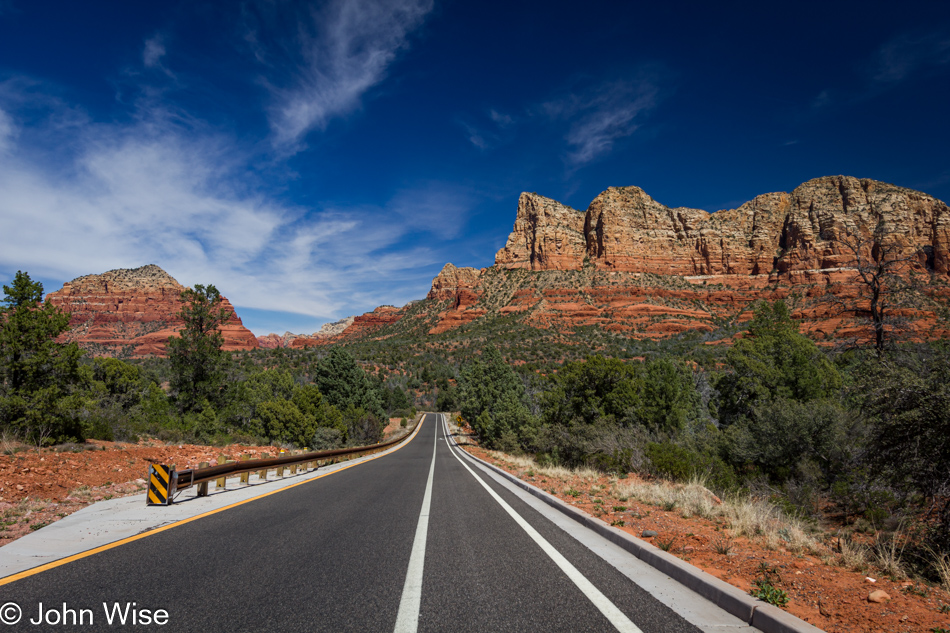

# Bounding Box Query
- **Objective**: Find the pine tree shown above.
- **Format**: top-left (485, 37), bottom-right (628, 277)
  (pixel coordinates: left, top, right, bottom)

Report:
top-left (0, 271), bottom-right (85, 443)
top-left (168, 284), bottom-right (229, 413)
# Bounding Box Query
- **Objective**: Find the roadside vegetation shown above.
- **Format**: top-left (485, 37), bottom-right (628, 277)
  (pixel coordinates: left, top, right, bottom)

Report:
top-left (448, 301), bottom-right (950, 591)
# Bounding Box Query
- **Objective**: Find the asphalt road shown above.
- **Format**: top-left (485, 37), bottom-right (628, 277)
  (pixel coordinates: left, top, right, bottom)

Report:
top-left (0, 414), bottom-right (708, 632)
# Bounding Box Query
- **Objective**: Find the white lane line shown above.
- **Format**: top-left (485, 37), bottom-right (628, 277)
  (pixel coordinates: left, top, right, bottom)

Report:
top-left (440, 414), bottom-right (643, 633)
top-left (393, 415), bottom-right (438, 633)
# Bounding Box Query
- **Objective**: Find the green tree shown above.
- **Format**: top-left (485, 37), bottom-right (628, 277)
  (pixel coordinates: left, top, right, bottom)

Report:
top-left (458, 346), bottom-right (534, 448)
top-left (313, 348), bottom-right (384, 418)
top-left (860, 345), bottom-right (950, 549)
top-left (0, 271), bottom-right (86, 443)
top-left (168, 284), bottom-right (229, 414)
top-left (638, 357), bottom-right (701, 435)
top-left (542, 355), bottom-right (640, 427)
top-left (715, 300), bottom-right (841, 425)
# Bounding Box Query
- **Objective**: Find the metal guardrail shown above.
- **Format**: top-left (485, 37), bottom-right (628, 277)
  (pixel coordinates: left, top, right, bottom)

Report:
top-left (147, 417), bottom-right (421, 506)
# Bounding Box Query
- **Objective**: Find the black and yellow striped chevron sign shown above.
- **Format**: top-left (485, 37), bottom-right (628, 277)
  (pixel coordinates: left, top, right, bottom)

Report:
top-left (147, 464), bottom-right (173, 506)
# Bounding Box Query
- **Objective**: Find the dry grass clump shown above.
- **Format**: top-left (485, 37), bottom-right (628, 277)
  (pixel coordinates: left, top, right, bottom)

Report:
top-left (836, 534), bottom-right (870, 571)
top-left (613, 476), bottom-right (716, 520)
top-left (872, 530), bottom-right (907, 579)
top-left (723, 497), bottom-right (820, 555)
top-left (486, 451), bottom-right (576, 482)
top-left (613, 476), bottom-right (822, 555)
top-left (573, 467), bottom-right (601, 482)
top-left (927, 547), bottom-right (950, 593)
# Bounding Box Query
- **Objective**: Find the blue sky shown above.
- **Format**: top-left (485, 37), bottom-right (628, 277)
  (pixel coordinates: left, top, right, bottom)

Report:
top-left (1, 1), bottom-right (949, 335)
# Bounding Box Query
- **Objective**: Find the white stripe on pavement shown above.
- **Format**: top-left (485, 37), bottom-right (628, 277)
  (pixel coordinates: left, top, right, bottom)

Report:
top-left (441, 414), bottom-right (644, 633)
top-left (393, 415), bottom-right (438, 633)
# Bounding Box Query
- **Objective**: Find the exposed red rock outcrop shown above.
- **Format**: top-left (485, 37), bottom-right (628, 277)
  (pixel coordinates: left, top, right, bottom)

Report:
top-left (256, 316), bottom-right (357, 348)
top-left (495, 193), bottom-right (588, 270)
top-left (575, 176), bottom-right (948, 276)
top-left (47, 265), bottom-right (258, 357)
top-left (418, 177), bottom-right (950, 343)
top-left (291, 308), bottom-right (404, 348)
top-left (427, 263), bottom-right (482, 301)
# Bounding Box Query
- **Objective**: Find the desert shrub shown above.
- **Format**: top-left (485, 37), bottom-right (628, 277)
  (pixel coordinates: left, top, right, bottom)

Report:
top-left (645, 442), bottom-right (736, 492)
top-left (311, 426), bottom-right (343, 451)
top-left (342, 405), bottom-right (384, 446)
top-left (719, 397), bottom-right (850, 482)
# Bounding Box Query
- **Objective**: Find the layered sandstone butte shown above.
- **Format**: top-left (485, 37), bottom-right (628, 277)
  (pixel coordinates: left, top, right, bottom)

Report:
top-left (47, 265), bottom-right (258, 357)
top-left (496, 176), bottom-right (950, 276)
top-left (422, 176), bottom-right (950, 341)
top-left (495, 193), bottom-right (588, 270)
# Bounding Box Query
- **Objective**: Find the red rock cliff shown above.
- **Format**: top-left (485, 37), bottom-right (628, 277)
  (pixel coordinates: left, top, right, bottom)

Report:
top-left (496, 177), bottom-right (948, 277)
top-left (421, 176), bottom-right (950, 342)
top-left (47, 264), bottom-right (259, 357)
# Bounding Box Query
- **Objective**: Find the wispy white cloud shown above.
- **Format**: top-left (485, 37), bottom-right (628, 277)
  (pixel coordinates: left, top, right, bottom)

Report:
top-left (142, 35), bottom-right (167, 69)
top-left (0, 77), bottom-right (474, 332)
top-left (873, 29), bottom-right (950, 83)
top-left (544, 75), bottom-right (661, 166)
top-left (388, 184), bottom-right (473, 239)
top-left (489, 109), bottom-right (513, 128)
top-left (461, 107), bottom-right (517, 151)
top-left (0, 107), bottom-right (14, 153)
top-left (462, 121), bottom-right (492, 150)
top-left (248, 0), bottom-right (434, 151)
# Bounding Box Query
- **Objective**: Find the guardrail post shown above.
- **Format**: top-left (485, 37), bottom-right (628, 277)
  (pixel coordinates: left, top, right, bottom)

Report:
top-left (240, 455), bottom-right (250, 484)
top-left (278, 449), bottom-right (287, 477)
top-left (197, 461), bottom-right (209, 497)
top-left (290, 451), bottom-right (298, 475)
top-left (216, 455), bottom-right (227, 489)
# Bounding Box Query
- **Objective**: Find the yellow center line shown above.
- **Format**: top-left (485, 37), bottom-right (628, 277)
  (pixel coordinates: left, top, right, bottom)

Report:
top-left (0, 417), bottom-right (426, 587)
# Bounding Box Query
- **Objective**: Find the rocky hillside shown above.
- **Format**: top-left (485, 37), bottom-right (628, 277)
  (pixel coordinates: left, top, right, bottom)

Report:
top-left (308, 176), bottom-right (950, 346)
top-left (47, 265), bottom-right (258, 357)
top-left (256, 317), bottom-right (356, 348)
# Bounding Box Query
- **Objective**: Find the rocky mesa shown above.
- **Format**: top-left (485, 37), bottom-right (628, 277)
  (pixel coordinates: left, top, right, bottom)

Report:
top-left (496, 176), bottom-right (948, 276)
top-left (47, 265), bottom-right (258, 357)
top-left (421, 176), bottom-right (950, 342)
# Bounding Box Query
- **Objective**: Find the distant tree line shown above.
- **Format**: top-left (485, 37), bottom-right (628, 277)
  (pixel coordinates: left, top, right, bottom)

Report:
top-left (0, 272), bottom-right (415, 452)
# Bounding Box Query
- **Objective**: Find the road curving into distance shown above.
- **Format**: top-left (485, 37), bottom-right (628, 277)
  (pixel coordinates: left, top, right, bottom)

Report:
top-left (0, 414), bottom-right (757, 632)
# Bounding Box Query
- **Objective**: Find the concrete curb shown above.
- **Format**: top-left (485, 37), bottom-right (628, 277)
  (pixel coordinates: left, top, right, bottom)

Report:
top-left (449, 434), bottom-right (825, 633)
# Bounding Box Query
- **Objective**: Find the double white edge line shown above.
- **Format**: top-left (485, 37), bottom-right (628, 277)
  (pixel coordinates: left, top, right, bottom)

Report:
top-left (393, 414), bottom-right (643, 633)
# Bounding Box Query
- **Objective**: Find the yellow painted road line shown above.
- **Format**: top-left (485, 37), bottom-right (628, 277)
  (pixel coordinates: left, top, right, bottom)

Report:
top-left (0, 416), bottom-right (427, 587)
